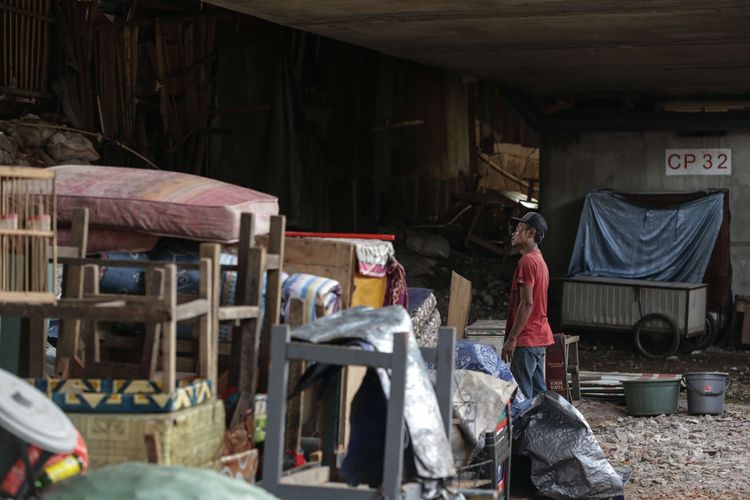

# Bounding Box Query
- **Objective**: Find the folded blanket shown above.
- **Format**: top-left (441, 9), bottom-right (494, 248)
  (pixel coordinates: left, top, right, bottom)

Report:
top-left (281, 273), bottom-right (342, 324)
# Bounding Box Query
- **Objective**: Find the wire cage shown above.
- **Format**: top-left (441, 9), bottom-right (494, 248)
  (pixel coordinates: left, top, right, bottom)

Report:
top-left (0, 166), bottom-right (56, 303)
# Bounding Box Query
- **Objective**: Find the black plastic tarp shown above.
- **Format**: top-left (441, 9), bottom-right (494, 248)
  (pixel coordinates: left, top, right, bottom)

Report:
top-left (514, 392), bottom-right (625, 499)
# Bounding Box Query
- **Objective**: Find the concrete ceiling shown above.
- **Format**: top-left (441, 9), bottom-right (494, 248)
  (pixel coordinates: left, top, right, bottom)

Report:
top-left (206, 1), bottom-right (750, 97)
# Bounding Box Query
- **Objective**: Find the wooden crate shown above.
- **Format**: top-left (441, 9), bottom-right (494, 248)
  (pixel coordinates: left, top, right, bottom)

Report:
top-left (0, 166), bottom-right (56, 303)
top-left (68, 398), bottom-right (225, 469)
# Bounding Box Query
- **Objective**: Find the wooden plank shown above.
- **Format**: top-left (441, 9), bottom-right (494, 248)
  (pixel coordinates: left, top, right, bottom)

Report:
top-left (0, 229), bottom-right (54, 237)
top-left (258, 215), bottom-right (286, 392)
top-left (447, 271), bottom-right (472, 339)
top-left (161, 264), bottom-right (177, 393)
top-left (78, 294), bottom-right (161, 303)
top-left (174, 298), bottom-right (210, 321)
top-left (0, 166), bottom-right (55, 179)
top-left (281, 238), bottom-right (354, 307)
top-left (82, 265), bottom-right (101, 370)
top-left (230, 244), bottom-right (265, 425)
top-left (0, 291), bottom-right (57, 303)
top-left (196, 257), bottom-right (212, 380)
top-left (230, 213), bottom-right (255, 387)
top-left (200, 243), bottom-right (221, 389)
top-left (0, 301), bottom-right (170, 321)
top-left (85, 361), bottom-right (146, 379)
top-left (281, 238), bottom-right (354, 268)
top-left (218, 305), bottom-right (259, 321)
top-left (57, 246), bottom-right (84, 259)
top-left (55, 207), bottom-right (88, 377)
top-left (27, 316), bottom-right (47, 377)
top-left (59, 257), bottom-right (202, 271)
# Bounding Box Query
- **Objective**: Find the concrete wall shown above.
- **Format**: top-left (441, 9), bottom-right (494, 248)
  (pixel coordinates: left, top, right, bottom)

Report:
top-left (541, 131), bottom-right (750, 301)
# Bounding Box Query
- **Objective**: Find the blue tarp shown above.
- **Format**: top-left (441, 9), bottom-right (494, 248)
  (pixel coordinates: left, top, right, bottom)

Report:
top-left (568, 191), bottom-right (723, 283)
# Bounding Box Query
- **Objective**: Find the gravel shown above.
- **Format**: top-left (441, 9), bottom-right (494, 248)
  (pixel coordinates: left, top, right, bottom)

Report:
top-left (580, 400), bottom-right (750, 499)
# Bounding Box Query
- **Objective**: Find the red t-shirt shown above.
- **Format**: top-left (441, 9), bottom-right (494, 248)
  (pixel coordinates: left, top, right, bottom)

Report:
top-left (505, 249), bottom-right (554, 347)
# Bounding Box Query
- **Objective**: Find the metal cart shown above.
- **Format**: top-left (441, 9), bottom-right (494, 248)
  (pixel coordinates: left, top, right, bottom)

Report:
top-left (561, 276), bottom-right (709, 358)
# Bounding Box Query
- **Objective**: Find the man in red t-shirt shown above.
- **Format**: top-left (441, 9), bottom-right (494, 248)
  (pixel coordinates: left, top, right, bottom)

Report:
top-left (501, 212), bottom-right (553, 399)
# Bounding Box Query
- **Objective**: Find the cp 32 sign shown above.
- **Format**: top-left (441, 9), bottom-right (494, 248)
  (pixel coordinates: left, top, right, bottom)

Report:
top-left (665, 149), bottom-right (731, 176)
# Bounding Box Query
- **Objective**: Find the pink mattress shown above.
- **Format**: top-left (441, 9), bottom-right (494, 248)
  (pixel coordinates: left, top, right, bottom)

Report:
top-left (58, 227), bottom-right (159, 254)
top-left (51, 165), bottom-right (279, 242)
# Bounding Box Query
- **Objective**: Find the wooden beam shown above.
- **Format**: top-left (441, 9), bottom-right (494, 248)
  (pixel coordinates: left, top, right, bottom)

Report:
top-left (476, 150), bottom-right (531, 190)
top-left (447, 271), bottom-right (472, 339)
top-left (218, 305), bottom-right (259, 321)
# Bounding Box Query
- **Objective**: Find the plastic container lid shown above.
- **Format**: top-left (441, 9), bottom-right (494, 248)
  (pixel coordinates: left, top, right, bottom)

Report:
top-left (0, 368), bottom-right (77, 453)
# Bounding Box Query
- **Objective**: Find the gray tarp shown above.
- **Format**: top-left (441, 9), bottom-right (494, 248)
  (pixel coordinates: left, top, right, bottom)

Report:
top-left (568, 190), bottom-right (723, 283)
top-left (291, 306), bottom-right (456, 483)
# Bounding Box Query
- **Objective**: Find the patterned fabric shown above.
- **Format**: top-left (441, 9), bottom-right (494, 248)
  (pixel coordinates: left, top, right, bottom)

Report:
top-left (325, 238), bottom-right (395, 277)
top-left (27, 378), bottom-right (212, 413)
top-left (384, 257), bottom-right (408, 308)
top-left (52, 165), bottom-right (279, 241)
top-left (408, 288), bottom-right (440, 347)
top-left (281, 273), bottom-right (342, 324)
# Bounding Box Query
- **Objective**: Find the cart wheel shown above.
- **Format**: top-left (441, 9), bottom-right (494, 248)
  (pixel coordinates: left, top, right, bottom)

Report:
top-left (633, 313), bottom-right (680, 359)
top-left (681, 313), bottom-right (718, 352)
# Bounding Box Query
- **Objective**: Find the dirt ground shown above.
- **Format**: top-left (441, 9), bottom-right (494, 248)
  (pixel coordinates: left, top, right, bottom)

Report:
top-left (397, 239), bottom-right (750, 498)
top-left (578, 343), bottom-right (750, 403)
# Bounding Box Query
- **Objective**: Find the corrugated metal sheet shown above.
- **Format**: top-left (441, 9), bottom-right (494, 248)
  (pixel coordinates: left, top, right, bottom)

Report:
top-left (561, 278), bottom-right (706, 335)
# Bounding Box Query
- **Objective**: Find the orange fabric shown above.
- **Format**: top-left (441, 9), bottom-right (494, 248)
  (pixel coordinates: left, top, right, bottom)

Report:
top-left (351, 274), bottom-right (386, 308)
top-left (506, 249), bottom-right (553, 347)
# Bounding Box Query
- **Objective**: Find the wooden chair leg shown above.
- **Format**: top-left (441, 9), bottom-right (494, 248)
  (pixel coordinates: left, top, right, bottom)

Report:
top-left (142, 269), bottom-right (165, 379)
top-left (199, 243), bottom-right (221, 390)
top-left (230, 246), bottom-right (264, 427)
top-left (161, 265), bottom-right (178, 394)
top-left (27, 317), bottom-right (47, 378)
top-left (258, 215), bottom-right (285, 393)
top-left (82, 265), bottom-right (100, 370)
top-left (55, 208), bottom-right (89, 378)
top-left (197, 257), bottom-right (213, 381)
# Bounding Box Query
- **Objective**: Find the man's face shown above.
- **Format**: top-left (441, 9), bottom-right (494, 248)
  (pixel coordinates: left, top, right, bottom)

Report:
top-left (511, 222), bottom-right (535, 247)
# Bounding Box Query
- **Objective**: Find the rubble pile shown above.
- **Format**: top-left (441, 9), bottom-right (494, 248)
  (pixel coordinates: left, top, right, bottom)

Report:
top-left (397, 229), bottom-right (514, 322)
top-left (0, 114), bottom-right (100, 166)
top-left (585, 401), bottom-right (750, 499)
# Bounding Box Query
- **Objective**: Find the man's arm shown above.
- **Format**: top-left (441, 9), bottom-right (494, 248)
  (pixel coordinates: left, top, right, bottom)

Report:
top-left (501, 284), bottom-right (533, 362)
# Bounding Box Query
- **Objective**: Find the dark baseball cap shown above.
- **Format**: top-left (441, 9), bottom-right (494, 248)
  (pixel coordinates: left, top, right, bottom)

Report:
top-left (512, 212), bottom-right (548, 236)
